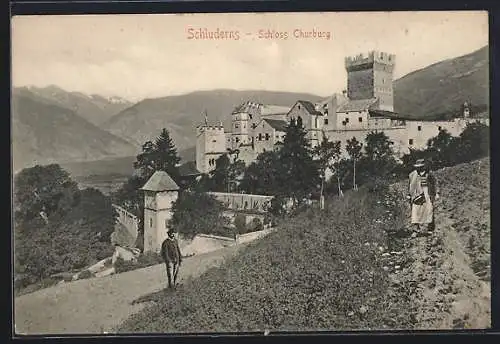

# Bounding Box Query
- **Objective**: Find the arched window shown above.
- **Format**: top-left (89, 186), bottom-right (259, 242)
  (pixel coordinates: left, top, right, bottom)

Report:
top-left (149, 218), bottom-right (153, 227)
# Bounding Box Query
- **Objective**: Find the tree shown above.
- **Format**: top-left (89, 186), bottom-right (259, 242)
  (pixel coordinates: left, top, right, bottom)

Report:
top-left (278, 116), bottom-right (320, 207)
top-left (239, 150), bottom-right (282, 195)
top-left (345, 137), bottom-right (363, 191)
top-left (14, 165), bottom-right (116, 287)
top-left (454, 122), bottom-right (489, 163)
top-left (14, 164), bottom-right (80, 230)
top-left (134, 129), bottom-right (181, 182)
top-left (426, 129), bottom-right (455, 169)
top-left (209, 154), bottom-right (245, 193)
top-left (358, 131), bottom-right (398, 183)
top-left (114, 128), bottom-right (181, 231)
top-left (169, 191), bottom-right (230, 239)
top-left (314, 135), bottom-right (342, 208)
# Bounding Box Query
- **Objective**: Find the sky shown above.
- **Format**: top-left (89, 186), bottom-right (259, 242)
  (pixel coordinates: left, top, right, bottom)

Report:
top-left (12, 11), bottom-right (488, 102)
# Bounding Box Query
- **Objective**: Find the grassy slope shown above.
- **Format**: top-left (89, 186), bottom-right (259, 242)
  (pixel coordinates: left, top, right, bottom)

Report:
top-left (119, 184), bottom-right (415, 332)
top-left (118, 158), bottom-right (490, 333)
top-left (394, 46), bottom-right (488, 119)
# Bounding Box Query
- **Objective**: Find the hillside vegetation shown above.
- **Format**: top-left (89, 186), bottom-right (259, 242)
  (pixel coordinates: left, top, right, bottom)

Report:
top-left (394, 46), bottom-right (488, 119)
top-left (119, 184), bottom-right (415, 332)
top-left (118, 158), bottom-right (490, 332)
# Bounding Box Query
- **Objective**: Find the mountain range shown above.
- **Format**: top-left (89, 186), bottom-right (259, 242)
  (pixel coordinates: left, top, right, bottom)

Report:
top-left (11, 90), bottom-right (137, 172)
top-left (12, 45), bottom-right (488, 173)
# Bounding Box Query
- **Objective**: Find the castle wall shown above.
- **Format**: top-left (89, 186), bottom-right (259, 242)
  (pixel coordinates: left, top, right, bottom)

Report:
top-left (253, 120), bottom-right (284, 154)
top-left (238, 145), bottom-right (259, 166)
top-left (405, 118), bottom-right (489, 151)
top-left (325, 127), bottom-right (408, 158)
top-left (336, 110), bottom-right (370, 130)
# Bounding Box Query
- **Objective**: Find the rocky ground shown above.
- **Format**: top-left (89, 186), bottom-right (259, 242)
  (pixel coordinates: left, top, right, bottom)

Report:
top-left (382, 158), bottom-right (490, 329)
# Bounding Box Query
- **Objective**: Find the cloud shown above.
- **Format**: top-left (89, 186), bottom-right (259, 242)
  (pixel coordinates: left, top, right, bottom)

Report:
top-left (12, 12), bottom-right (488, 101)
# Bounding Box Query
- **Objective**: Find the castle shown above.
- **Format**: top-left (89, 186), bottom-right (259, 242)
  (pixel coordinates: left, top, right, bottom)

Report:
top-left (196, 51), bottom-right (488, 174)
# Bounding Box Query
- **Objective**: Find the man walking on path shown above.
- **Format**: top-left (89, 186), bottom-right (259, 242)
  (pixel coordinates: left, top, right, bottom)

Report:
top-left (407, 159), bottom-right (440, 237)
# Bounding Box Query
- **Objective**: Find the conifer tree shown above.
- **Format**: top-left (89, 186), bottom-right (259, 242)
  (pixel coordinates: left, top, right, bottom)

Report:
top-left (279, 116), bottom-right (320, 208)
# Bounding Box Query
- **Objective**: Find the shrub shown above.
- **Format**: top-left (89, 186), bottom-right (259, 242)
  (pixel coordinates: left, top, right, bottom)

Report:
top-left (251, 218), bottom-right (264, 232)
top-left (78, 270), bottom-right (93, 280)
top-left (114, 252), bottom-right (163, 274)
top-left (234, 214), bottom-right (247, 234)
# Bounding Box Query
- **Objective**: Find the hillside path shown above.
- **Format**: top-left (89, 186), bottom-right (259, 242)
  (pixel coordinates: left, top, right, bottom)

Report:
top-left (15, 245), bottom-right (243, 335)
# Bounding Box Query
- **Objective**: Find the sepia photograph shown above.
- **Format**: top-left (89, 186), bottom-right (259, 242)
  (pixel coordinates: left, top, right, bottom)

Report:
top-left (11, 11), bottom-right (490, 335)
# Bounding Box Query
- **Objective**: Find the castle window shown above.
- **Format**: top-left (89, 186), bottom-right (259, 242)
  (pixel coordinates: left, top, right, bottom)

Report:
top-left (345, 118), bottom-right (349, 123)
top-left (324, 118), bottom-right (329, 125)
top-left (259, 133), bottom-right (262, 141)
top-left (358, 117), bottom-right (363, 122)
top-left (265, 133), bottom-right (270, 141)
top-left (236, 137), bottom-right (240, 143)
top-left (438, 126), bottom-right (442, 131)
top-left (418, 125), bottom-right (422, 131)
top-left (249, 114), bottom-right (253, 120)
top-left (149, 218), bottom-right (153, 227)
top-left (212, 140), bottom-right (217, 143)
top-left (298, 105), bottom-right (301, 110)
top-left (342, 121), bottom-right (346, 126)
top-left (243, 124), bottom-right (246, 129)
top-left (409, 139), bottom-right (414, 145)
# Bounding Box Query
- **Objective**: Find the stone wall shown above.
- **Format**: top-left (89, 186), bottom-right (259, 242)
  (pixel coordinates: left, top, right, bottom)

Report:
top-left (208, 192), bottom-right (273, 213)
top-left (112, 204), bottom-right (139, 242)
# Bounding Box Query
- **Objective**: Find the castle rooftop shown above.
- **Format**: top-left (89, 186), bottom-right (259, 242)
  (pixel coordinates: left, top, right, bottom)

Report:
top-left (337, 98), bottom-right (378, 112)
top-left (140, 171), bottom-right (180, 192)
top-left (345, 51), bottom-right (395, 69)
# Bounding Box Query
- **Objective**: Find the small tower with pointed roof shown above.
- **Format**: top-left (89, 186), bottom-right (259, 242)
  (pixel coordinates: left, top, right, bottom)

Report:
top-left (140, 170), bottom-right (180, 253)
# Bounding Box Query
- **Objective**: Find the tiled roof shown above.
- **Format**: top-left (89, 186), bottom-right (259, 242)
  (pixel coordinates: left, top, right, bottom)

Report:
top-left (261, 105), bottom-right (291, 116)
top-left (264, 119), bottom-right (288, 132)
top-left (178, 161), bottom-right (201, 177)
top-left (140, 170), bottom-right (179, 192)
top-left (296, 100), bottom-right (323, 116)
top-left (337, 98), bottom-right (378, 112)
top-left (233, 101), bottom-right (291, 117)
top-left (315, 93), bottom-right (349, 110)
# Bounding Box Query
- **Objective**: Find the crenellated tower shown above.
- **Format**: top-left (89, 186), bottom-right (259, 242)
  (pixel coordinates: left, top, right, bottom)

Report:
top-left (345, 51), bottom-right (396, 111)
top-left (195, 120), bottom-right (227, 174)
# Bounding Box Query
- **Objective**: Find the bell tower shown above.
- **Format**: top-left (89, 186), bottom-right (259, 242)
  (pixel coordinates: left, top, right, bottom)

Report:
top-left (141, 171), bottom-right (180, 253)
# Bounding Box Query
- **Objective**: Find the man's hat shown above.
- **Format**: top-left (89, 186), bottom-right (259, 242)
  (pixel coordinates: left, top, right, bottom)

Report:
top-left (414, 159), bottom-right (426, 168)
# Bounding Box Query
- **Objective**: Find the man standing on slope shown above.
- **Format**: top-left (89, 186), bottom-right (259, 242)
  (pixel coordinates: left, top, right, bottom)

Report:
top-left (407, 159), bottom-right (440, 238)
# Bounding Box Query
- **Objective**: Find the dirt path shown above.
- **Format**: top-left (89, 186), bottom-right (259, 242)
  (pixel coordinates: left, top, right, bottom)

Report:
top-left (15, 245), bottom-right (243, 335)
top-left (388, 161), bottom-right (491, 330)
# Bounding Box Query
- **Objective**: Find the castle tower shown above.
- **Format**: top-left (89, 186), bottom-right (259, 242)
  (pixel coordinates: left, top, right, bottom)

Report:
top-left (230, 102), bottom-right (254, 149)
top-left (196, 120), bottom-right (227, 174)
top-left (345, 51), bottom-right (396, 112)
top-left (141, 171), bottom-right (179, 253)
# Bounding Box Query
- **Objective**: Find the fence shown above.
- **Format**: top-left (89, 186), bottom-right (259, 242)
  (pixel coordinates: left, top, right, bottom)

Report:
top-left (207, 192), bottom-right (274, 213)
